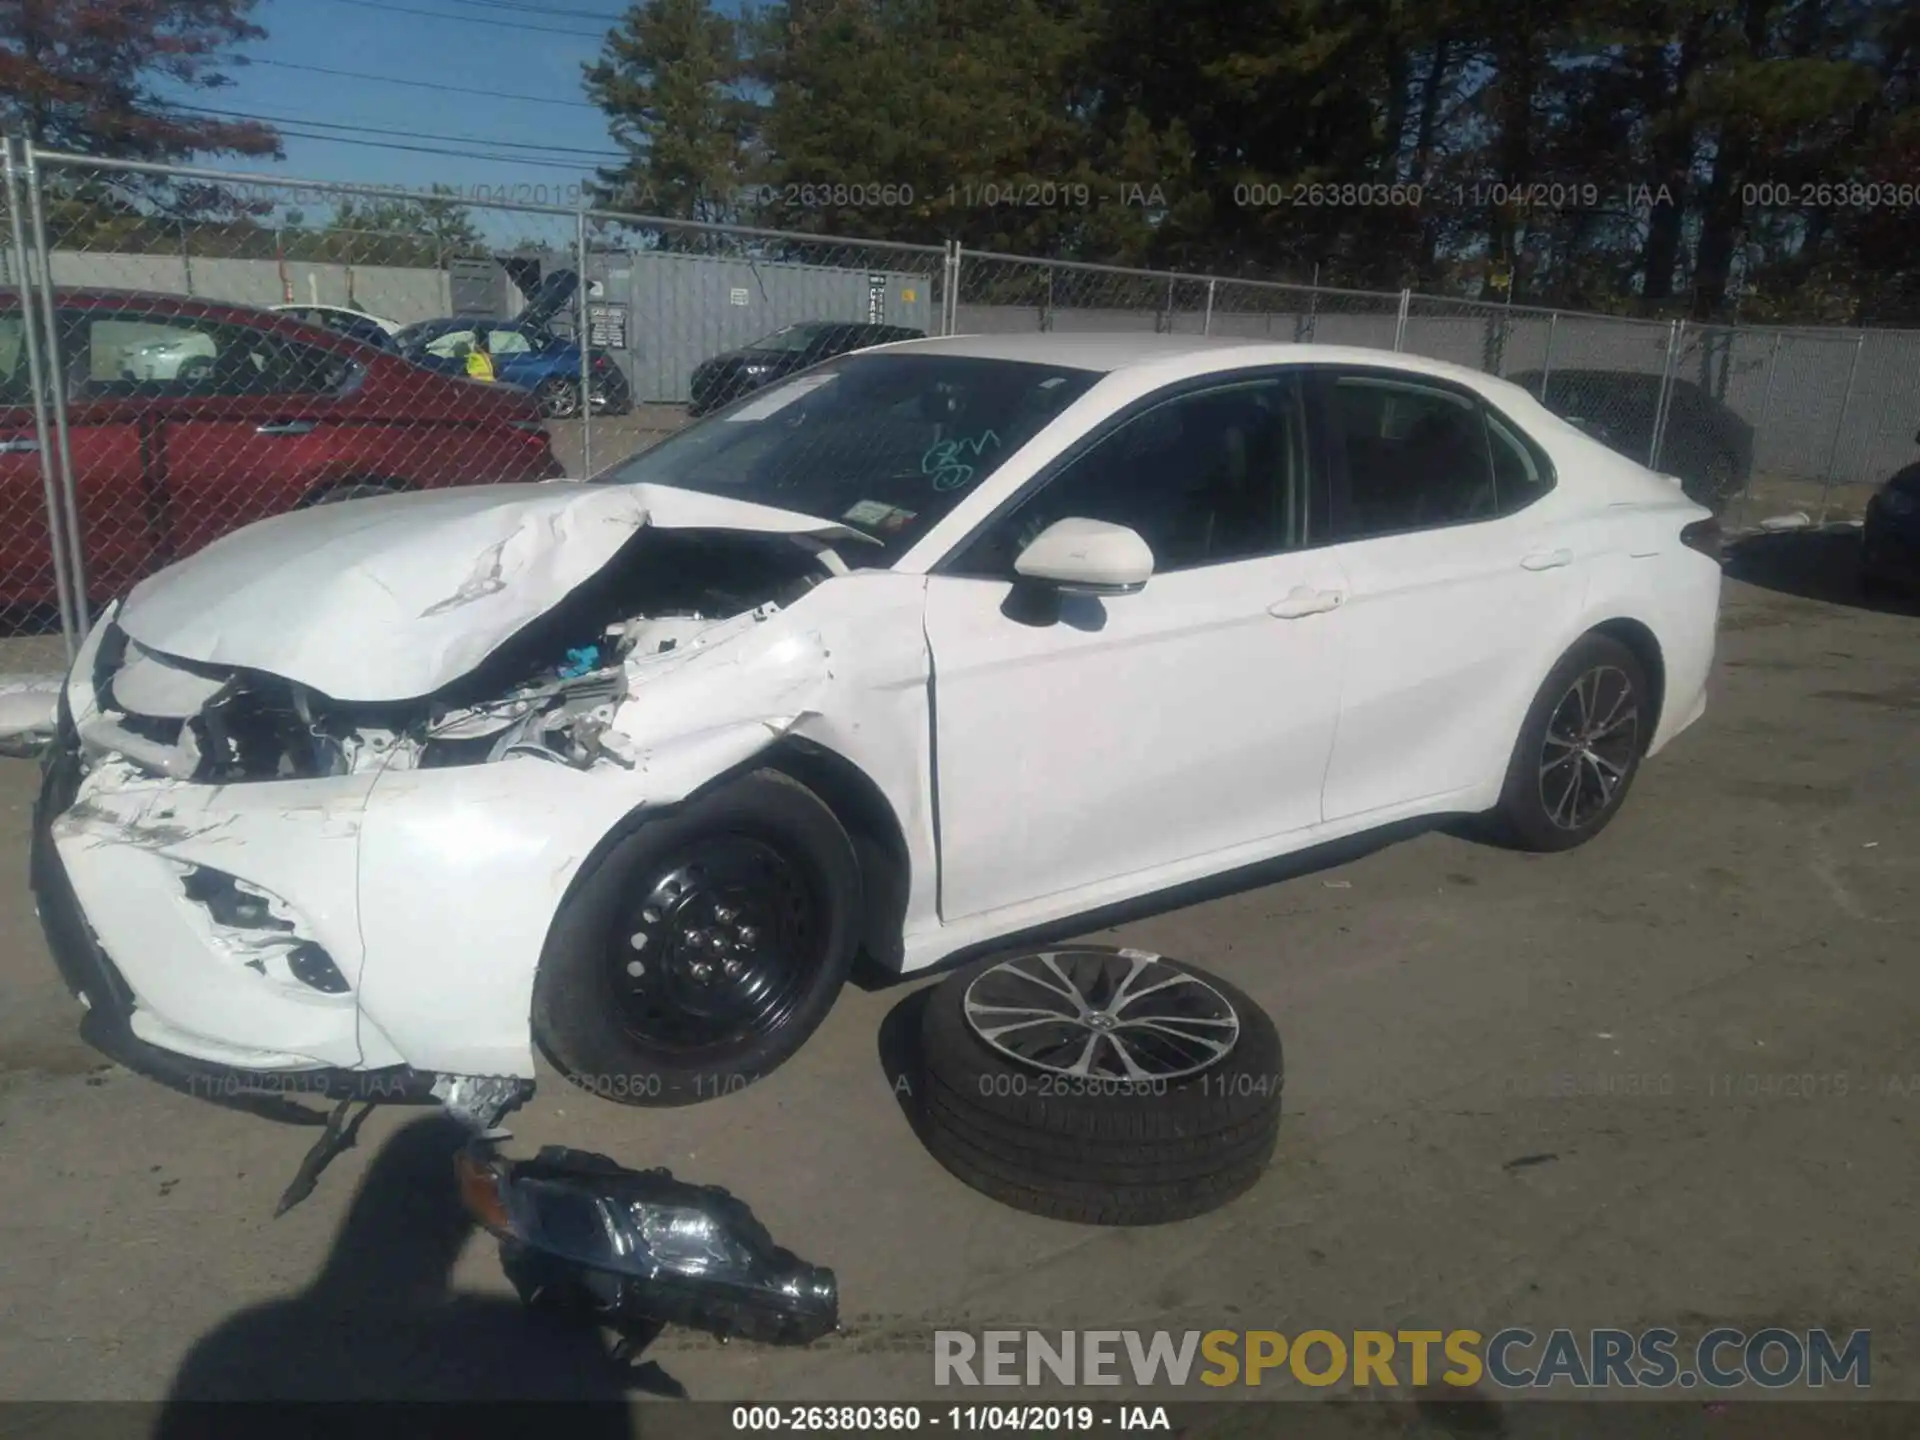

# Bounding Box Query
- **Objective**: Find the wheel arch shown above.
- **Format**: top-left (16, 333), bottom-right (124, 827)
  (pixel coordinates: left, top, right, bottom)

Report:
top-left (756, 738), bottom-right (913, 975)
top-left (537, 735), bottom-right (914, 980)
top-left (1585, 616), bottom-right (1666, 752)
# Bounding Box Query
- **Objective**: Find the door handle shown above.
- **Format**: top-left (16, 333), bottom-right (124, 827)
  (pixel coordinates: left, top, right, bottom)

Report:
top-left (1268, 586), bottom-right (1345, 619)
top-left (255, 420), bottom-right (316, 436)
top-left (0, 437), bottom-right (39, 454)
top-left (1522, 548), bottom-right (1574, 571)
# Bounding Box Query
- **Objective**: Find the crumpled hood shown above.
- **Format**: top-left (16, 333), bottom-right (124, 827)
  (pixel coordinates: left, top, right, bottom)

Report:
top-left (116, 482), bottom-right (869, 703)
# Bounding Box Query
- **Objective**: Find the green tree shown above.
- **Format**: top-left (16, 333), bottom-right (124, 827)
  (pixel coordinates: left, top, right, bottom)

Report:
top-left (0, 0), bottom-right (277, 159)
top-left (293, 188), bottom-right (487, 268)
top-left (584, 0), bottom-right (755, 225)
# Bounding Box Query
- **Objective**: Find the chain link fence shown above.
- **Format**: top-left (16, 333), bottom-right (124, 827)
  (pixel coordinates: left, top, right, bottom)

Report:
top-left (6, 142), bottom-right (1918, 657)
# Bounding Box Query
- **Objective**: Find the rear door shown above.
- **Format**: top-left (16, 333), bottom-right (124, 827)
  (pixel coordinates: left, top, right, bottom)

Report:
top-left (101, 312), bottom-right (362, 562)
top-left (1312, 369), bottom-right (1588, 822)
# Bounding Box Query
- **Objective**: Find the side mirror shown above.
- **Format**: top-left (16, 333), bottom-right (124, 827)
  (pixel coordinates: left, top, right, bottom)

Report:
top-left (1012, 517), bottom-right (1154, 596)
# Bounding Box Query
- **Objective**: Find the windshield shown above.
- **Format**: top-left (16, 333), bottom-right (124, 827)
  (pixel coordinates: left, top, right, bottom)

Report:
top-left (599, 352), bottom-right (1101, 564)
top-left (746, 323), bottom-right (838, 354)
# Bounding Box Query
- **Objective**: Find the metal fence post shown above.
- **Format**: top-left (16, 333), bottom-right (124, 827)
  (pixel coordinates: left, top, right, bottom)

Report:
top-left (3, 136), bottom-right (80, 656)
top-left (1393, 288), bottom-right (1411, 351)
top-left (1817, 332), bottom-right (1867, 526)
top-left (22, 142), bottom-right (90, 634)
top-left (1538, 312), bottom-right (1558, 400)
top-left (1202, 278), bottom-right (1216, 336)
top-left (1649, 319), bottom-right (1683, 471)
top-left (575, 206), bottom-right (592, 479)
top-left (1739, 331), bottom-right (1784, 516)
top-left (942, 242), bottom-right (961, 336)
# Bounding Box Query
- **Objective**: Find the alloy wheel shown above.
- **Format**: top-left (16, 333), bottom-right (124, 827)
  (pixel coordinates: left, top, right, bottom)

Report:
top-left (962, 948), bottom-right (1241, 1081)
top-left (540, 379), bottom-right (580, 419)
top-left (1539, 664), bottom-right (1639, 831)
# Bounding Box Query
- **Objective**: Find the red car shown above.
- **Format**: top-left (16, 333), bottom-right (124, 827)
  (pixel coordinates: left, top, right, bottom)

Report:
top-left (0, 290), bottom-right (564, 612)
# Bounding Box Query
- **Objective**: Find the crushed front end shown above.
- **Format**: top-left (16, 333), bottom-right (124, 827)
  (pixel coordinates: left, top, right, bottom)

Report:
top-left (30, 515), bottom-right (844, 1110)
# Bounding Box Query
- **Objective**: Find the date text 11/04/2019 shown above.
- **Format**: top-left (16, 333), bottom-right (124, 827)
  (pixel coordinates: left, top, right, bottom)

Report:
top-left (731, 1406), bottom-right (1173, 1431)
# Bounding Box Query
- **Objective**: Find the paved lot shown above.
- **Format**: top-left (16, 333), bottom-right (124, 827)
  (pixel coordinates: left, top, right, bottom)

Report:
top-left (0, 539), bottom-right (1915, 1419)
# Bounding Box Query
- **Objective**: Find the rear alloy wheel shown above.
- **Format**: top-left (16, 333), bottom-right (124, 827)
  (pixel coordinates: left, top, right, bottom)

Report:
top-left (532, 770), bottom-right (859, 1107)
top-left (1493, 633), bottom-right (1649, 852)
top-left (536, 376), bottom-right (581, 419)
top-left (915, 947), bottom-right (1283, 1225)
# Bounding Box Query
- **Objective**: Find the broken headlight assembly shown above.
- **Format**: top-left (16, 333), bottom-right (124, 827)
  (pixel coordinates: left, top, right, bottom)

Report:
top-left (456, 1145), bottom-right (838, 1345)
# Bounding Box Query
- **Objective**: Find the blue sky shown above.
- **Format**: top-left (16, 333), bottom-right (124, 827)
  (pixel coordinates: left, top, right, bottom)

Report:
top-left (176, 0), bottom-right (645, 215)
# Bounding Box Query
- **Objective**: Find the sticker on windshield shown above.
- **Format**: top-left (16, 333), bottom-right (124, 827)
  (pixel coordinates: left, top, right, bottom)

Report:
top-left (723, 373), bottom-right (839, 422)
top-left (842, 500), bottom-right (917, 534)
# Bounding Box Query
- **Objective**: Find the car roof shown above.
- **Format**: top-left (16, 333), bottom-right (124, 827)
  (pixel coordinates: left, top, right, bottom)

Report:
top-left (881, 331), bottom-right (1541, 394)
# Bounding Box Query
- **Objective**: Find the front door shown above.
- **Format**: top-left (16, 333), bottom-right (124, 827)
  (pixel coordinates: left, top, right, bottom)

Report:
top-left (923, 373), bottom-right (1351, 922)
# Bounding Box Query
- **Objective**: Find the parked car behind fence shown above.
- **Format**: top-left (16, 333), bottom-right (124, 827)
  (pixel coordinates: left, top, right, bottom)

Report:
top-left (0, 289), bottom-right (566, 620)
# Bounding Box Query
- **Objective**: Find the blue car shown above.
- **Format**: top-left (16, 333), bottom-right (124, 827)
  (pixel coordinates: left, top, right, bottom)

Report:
top-left (394, 317), bottom-right (632, 418)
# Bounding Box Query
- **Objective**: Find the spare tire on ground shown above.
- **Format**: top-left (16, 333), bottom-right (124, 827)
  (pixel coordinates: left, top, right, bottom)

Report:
top-left (914, 946), bottom-right (1283, 1225)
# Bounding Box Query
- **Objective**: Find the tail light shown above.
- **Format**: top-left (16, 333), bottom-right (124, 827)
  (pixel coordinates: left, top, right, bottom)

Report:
top-left (1680, 517), bottom-right (1723, 562)
top-left (590, 353), bottom-right (615, 373)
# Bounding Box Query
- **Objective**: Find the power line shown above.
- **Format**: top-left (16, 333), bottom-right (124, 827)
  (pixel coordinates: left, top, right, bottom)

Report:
top-left (170, 102), bottom-right (629, 162)
top-left (447, 0), bottom-right (630, 21)
top-left (248, 124), bottom-right (607, 171)
top-left (237, 57), bottom-right (600, 110)
top-left (314, 0), bottom-right (609, 39)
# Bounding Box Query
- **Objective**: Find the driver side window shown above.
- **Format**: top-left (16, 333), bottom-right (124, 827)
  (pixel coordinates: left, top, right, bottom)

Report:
top-left (954, 375), bottom-right (1309, 577)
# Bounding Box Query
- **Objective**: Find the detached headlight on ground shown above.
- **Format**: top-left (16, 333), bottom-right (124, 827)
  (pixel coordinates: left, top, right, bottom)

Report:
top-left (457, 1145), bottom-right (838, 1344)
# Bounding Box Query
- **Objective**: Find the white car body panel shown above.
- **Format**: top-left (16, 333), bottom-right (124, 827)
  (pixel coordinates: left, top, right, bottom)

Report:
top-left (39, 336), bottom-right (1721, 1087)
top-left (922, 544), bottom-right (1350, 921)
top-left (116, 482), bottom-right (873, 702)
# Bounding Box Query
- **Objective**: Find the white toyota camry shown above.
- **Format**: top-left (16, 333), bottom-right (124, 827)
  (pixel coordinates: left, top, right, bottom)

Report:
top-left (32, 334), bottom-right (1722, 1109)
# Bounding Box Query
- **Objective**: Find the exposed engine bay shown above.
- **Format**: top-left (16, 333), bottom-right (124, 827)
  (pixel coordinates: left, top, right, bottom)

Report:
top-left (77, 529), bottom-right (838, 784)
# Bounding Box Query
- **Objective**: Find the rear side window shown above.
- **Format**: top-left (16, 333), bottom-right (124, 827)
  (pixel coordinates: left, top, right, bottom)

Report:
top-left (1328, 376), bottom-right (1495, 536)
top-left (57, 312), bottom-right (353, 399)
top-left (1327, 374), bottom-right (1553, 536)
top-left (1486, 411), bottom-right (1552, 514)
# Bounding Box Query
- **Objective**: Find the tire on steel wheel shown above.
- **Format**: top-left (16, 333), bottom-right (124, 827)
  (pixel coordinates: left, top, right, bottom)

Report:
top-left (536, 376), bottom-right (581, 419)
top-left (532, 769), bottom-right (860, 1107)
top-left (1492, 632), bottom-right (1650, 853)
top-left (916, 947), bottom-right (1283, 1225)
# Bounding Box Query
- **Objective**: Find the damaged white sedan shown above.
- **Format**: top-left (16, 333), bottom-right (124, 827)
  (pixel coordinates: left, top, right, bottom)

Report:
top-left (31, 334), bottom-right (1722, 1108)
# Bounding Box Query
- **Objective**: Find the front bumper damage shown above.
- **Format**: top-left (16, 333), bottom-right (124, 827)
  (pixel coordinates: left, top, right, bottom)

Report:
top-left (32, 735), bottom-right (448, 1105)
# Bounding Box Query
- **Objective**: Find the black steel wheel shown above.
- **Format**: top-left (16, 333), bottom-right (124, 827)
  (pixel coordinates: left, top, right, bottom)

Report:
top-left (611, 835), bottom-right (824, 1054)
top-left (1493, 633), bottom-right (1650, 852)
top-left (533, 770), bottom-right (860, 1107)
